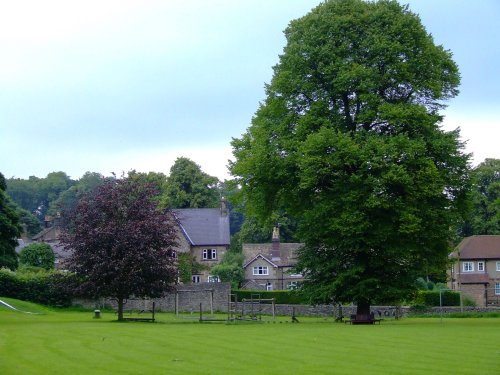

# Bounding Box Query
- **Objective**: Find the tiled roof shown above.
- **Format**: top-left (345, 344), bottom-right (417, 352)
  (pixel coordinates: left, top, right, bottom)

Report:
top-left (455, 235), bottom-right (500, 259)
top-left (242, 242), bottom-right (303, 267)
top-left (174, 208), bottom-right (230, 246)
top-left (459, 273), bottom-right (490, 284)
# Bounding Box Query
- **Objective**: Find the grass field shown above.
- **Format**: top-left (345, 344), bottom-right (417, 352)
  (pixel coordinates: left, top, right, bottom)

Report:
top-left (1, 298), bottom-right (499, 375)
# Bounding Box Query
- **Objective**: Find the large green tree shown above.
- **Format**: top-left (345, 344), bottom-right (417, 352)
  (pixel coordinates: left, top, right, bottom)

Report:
top-left (460, 158), bottom-right (500, 236)
top-left (7, 172), bottom-right (75, 220)
top-left (230, 0), bottom-right (470, 315)
top-left (161, 157), bottom-right (220, 209)
top-left (0, 172), bottom-right (21, 270)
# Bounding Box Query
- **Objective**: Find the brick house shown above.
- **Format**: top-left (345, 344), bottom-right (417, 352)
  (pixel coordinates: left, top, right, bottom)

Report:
top-left (172, 199), bottom-right (230, 283)
top-left (448, 235), bottom-right (500, 306)
top-left (242, 227), bottom-right (304, 290)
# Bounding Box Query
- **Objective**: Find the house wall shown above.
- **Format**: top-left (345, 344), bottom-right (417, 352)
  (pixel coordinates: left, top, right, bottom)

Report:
top-left (460, 284), bottom-right (487, 306)
top-left (244, 258), bottom-right (277, 290)
top-left (191, 245), bottom-right (228, 282)
top-left (243, 260), bottom-right (304, 291)
top-left (448, 259), bottom-right (500, 307)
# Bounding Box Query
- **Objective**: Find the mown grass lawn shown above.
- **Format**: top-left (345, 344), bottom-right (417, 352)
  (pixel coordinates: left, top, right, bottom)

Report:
top-left (1, 298), bottom-right (499, 375)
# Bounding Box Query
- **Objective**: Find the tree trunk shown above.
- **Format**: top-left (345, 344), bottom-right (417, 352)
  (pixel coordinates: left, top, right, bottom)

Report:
top-left (356, 300), bottom-right (371, 316)
top-left (117, 297), bottom-right (124, 321)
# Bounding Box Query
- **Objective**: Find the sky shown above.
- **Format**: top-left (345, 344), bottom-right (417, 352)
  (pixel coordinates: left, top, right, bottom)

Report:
top-left (1, 0), bottom-right (499, 181)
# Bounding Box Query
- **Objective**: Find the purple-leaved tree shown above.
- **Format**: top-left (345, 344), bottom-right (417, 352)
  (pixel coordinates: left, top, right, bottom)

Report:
top-left (61, 175), bottom-right (178, 321)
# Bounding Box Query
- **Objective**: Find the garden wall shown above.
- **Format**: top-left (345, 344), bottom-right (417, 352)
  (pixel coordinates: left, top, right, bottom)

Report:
top-left (73, 282), bottom-right (500, 317)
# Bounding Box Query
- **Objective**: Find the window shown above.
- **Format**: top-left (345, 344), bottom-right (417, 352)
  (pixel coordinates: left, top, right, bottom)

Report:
top-left (192, 275), bottom-right (200, 283)
top-left (496, 283), bottom-right (500, 296)
top-left (253, 266), bottom-right (269, 276)
top-left (287, 281), bottom-right (298, 290)
top-left (266, 282), bottom-right (273, 291)
top-left (463, 262), bottom-right (474, 272)
top-left (497, 262), bottom-right (500, 271)
top-left (478, 261), bottom-right (485, 272)
top-left (208, 275), bottom-right (220, 283)
top-left (202, 248), bottom-right (217, 260)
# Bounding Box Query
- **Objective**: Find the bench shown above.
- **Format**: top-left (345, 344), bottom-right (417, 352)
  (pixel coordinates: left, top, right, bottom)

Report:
top-left (345, 313), bottom-right (382, 325)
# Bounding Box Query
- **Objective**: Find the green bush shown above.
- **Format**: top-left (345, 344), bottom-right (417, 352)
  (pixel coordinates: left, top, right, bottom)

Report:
top-left (19, 243), bottom-right (55, 270)
top-left (232, 289), bottom-right (308, 305)
top-left (0, 268), bottom-right (80, 306)
top-left (413, 290), bottom-right (461, 306)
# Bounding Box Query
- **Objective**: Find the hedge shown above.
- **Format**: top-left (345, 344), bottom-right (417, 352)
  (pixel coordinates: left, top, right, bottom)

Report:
top-left (0, 268), bottom-right (80, 307)
top-left (413, 290), bottom-right (461, 306)
top-left (232, 289), bottom-right (308, 305)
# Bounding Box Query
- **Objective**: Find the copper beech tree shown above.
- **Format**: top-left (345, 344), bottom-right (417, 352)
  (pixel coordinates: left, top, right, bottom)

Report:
top-left (61, 175), bottom-right (178, 321)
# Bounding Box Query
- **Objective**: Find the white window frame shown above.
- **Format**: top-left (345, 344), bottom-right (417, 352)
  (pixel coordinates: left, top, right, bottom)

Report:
top-left (287, 281), bottom-right (298, 290)
top-left (477, 261), bottom-right (485, 272)
top-left (252, 266), bottom-right (269, 276)
top-left (192, 275), bottom-right (200, 283)
top-left (207, 275), bottom-right (220, 283)
top-left (496, 283), bottom-right (500, 296)
top-left (463, 261), bottom-right (474, 272)
top-left (496, 262), bottom-right (500, 272)
top-left (202, 248), bottom-right (217, 260)
top-left (266, 282), bottom-right (273, 291)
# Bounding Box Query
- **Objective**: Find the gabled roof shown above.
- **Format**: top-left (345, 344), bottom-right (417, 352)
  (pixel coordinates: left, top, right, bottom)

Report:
top-left (243, 253), bottom-right (279, 269)
top-left (173, 208), bottom-right (230, 246)
top-left (32, 226), bottom-right (54, 241)
top-left (242, 242), bottom-right (303, 267)
top-left (454, 235), bottom-right (500, 260)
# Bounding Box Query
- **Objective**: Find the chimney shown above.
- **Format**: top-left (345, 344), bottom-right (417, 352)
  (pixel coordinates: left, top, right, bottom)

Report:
top-left (220, 197), bottom-right (228, 217)
top-left (271, 226), bottom-right (280, 260)
top-left (54, 212), bottom-right (61, 228)
top-left (44, 216), bottom-right (53, 228)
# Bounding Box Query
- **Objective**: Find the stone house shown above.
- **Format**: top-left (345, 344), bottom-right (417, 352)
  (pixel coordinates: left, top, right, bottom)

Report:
top-left (29, 200), bottom-right (230, 277)
top-left (171, 199), bottom-right (230, 283)
top-left (30, 214), bottom-right (69, 269)
top-left (448, 235), bottom-right (500, 306)
top-left (242, 227), bottom-right (304, 290)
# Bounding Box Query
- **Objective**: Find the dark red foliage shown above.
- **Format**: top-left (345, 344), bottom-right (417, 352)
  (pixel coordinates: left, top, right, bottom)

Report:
top-left (60, 176), bottom-right (178, 319)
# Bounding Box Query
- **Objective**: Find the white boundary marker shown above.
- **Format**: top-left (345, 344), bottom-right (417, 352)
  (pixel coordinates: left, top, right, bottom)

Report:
top-left (0, 298), bottom-right (42, 314)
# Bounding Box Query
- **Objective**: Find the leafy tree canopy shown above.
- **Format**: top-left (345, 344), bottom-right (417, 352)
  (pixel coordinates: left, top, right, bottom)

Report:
top-left (230, 0), bottom-right (470, 314)
top-left (19, 243), bottom-right (55, 270)
top-left (460, 158), bottom-right (500, 236)
top-left (161, 157), bottom-right (220, 209)
top-left (7, 172), bottom-right (75, 220)
top-left (60, 175), bottom-right (178, 320)
top-left (0, 172), bottom-right (21, 270)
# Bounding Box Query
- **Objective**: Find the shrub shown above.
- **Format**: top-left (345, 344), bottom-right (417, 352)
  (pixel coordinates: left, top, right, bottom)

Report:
top-left (413, 290), bottom-right (461, 306)
top-left (19, 243), bottom-right (55, 270)
top-left (0, 268), bottom-right (80, 306)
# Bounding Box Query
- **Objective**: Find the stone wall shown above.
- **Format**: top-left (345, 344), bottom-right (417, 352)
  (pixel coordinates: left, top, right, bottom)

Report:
top-left (74, 282), bottom-right (232, 312)
top-left (74, 287), bottom-right (500, 317)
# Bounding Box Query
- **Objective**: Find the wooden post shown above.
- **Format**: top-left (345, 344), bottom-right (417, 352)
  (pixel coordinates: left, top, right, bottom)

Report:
top-left (152, 301), bottom-right (155, 322)
top-left (175, 291), bottom-right (179, 316)
top-left (199, 303), bottom-right (203, 322)
top-left (210, 289), bottom-right (214, 315)
top-left (272, 298), bottom-right (275, 320)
